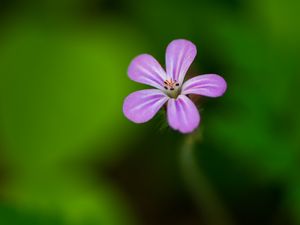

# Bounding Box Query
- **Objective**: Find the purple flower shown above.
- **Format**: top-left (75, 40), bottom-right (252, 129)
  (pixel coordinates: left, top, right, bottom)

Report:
top-left (123, 39), bottom-right (227, 133)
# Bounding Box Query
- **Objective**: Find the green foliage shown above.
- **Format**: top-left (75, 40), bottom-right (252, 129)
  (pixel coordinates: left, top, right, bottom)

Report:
top-left (0, 18), bottom-right (144, 225)
top-left (0, 203), bottom-right (64, 225)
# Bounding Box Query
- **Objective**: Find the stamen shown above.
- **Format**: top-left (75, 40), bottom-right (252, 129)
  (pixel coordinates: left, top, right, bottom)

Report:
top-left (163, 78), bottom-right (179, 91)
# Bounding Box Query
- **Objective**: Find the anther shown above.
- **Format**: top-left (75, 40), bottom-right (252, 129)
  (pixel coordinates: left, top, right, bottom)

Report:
top-left (175, 83), bottom-right (179, 86)
top-left (164, 86), bottom-right (168, 90)
top-left (170, 88), bottom-right (174, 91)
top-left (164, 81), bottom-right (168, 84)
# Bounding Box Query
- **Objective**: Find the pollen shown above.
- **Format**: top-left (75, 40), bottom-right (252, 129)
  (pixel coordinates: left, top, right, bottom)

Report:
top-left (164, 79), bottom-right (179, 91)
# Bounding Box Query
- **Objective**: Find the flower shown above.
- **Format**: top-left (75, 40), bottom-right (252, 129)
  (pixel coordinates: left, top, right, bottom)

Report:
top-left (123, 39), bottom-right (227, 133)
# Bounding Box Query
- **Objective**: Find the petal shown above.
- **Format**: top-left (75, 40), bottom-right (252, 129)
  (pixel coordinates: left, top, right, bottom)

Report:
top-left (123, 89), bottom-right (169, 123)
top-left (181, 74), bottom-right (227, 97)
top-left (167, 95), bottom-right (200, 133)
top-left (165, 39), bottom-right (197, 84)
top-left (128, 54), bottom-right (167, 89)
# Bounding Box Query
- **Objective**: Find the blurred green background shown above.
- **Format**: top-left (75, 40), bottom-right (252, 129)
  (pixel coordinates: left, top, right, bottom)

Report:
top-left (0, 0), bottom-right (300, 224)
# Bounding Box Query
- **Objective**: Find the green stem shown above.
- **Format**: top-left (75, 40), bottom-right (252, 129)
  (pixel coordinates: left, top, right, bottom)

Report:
top-left (180, 134), bottom-right (235, 225)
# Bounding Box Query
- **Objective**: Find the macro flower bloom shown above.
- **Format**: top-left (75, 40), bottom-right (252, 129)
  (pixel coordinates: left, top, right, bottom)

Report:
top-left (123, 39), bottom-right (227, 133)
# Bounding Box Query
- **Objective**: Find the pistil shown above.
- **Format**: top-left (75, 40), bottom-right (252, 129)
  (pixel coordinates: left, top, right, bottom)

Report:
top-left (163, 79), bottom-right (181, 98)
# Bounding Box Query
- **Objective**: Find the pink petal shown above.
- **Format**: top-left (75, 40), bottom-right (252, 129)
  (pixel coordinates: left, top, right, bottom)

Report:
top-left (167, 95), bottom-right (200, 133)
top-left (123, 89), bottom-right (169, 123)
top-left (128, 54), bottom-right (167, 90)
top-left (181, 74), bottom-right (227, 97)
top-left (165, 39), bottom-right (197, 84)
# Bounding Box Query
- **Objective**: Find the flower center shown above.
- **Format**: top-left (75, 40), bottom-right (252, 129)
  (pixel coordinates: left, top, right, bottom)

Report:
top-left (163, 79), bottom-right (181, 98)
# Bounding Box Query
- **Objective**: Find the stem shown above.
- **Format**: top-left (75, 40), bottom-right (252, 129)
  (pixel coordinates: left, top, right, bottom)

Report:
top-left (180, 133), bottom-right (235, 225)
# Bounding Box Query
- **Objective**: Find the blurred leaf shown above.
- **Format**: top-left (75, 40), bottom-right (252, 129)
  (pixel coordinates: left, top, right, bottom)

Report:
top-left (0, 19), bottom-right (146, 164)
top-left (0, 18), bottom-right (145, 225)
top-left (0, 203), bottom-right (64, 225)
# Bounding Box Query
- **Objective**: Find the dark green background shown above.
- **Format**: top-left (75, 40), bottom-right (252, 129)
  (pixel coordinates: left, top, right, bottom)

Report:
top-left (0, 0), bottom-right (300, 224)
